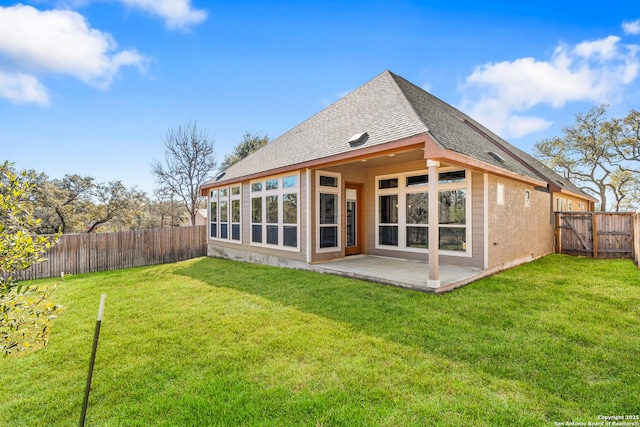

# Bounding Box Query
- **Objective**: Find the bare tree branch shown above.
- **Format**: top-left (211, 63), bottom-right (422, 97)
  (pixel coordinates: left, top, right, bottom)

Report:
top-left (151, 121), bottom-right (216, 225)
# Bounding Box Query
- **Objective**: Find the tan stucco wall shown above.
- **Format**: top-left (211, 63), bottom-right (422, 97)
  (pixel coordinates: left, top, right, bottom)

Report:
top-left (552, 193), bottom-right (593, 212)
top-left (487, 176), bottom-right (554, 268)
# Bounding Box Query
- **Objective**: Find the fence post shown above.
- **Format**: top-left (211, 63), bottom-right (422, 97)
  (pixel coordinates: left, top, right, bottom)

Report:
top-left (633, 209), bottom-right (640, 267)
top-left (555, 212), bottom-right (561, 254)
top-left (592, 213), bottom-right (598, 258)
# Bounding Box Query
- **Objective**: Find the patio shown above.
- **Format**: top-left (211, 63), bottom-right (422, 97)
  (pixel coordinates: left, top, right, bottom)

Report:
top-left (312, 255), bottom-right (486, 293)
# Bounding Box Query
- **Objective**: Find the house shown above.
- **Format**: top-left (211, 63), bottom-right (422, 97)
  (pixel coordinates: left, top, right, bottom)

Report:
top-left (188, 208), bottom-right (208, 226)
top-left (200, 71), bottom-right (595, 290)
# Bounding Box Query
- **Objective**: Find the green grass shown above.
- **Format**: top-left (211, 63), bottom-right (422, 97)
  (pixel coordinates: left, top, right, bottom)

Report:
top-left (1, 254), bottom-right (639, 426)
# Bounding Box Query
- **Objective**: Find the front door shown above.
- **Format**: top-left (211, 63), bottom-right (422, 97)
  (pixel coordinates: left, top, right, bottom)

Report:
top-left (345, 183), bottom-right (363, 256)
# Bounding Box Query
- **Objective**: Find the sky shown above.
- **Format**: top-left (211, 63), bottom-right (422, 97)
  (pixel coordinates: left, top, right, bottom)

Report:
top-left (1, 0), bottom-right (639, 195)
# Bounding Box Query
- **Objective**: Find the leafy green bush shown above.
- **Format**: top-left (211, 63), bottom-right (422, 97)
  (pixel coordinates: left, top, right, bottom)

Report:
top-left (0, 161), bottom-right (60, 356)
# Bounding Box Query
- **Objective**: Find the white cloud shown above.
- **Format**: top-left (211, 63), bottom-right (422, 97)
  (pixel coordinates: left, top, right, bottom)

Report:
top-left (119, 0), bottom-right (207, 30)
top-left (460, 34), bottom-right (640, 138)
top-left (623, 19), bottom-right (640, 35)
top-left (0, 4), bottom-right (148, 105)
top-left (574, 35), bottom-right (621, 61)
top-left (0, 71), bottom-right (50, 106)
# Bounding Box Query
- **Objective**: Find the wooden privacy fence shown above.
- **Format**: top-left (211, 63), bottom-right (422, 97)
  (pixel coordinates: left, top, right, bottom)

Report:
top-left (555, 212), bottom-right (637, 260)
top-left (15, 225), bottom-right (207, 281)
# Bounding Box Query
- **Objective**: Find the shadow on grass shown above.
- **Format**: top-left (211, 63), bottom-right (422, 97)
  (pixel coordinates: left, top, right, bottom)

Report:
top-left (175, 254), bottom-right (640, 415)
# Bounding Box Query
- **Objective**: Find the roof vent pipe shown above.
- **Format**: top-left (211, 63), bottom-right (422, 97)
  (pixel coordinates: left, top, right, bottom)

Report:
top-left (488, 151), bottom-right (506, 163)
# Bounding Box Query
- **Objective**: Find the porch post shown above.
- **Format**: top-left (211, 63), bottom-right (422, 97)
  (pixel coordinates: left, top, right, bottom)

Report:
top-left (427, 159), bottom-right (441, 288)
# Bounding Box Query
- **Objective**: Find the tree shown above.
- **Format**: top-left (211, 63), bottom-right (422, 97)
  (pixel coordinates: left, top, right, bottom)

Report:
top-left (151, 121), bottom-right (216, 225)
top-left (85, 181), bottom-right (146, 233)
top-left (149, 189), bottom-right (187, 228)
top-left (534, 105), bottom-right (640, 211)
top-left (28, 172), bottom-right (148, 234)
top-left (0, 161), bottom-right (60, 355)
top-left (34, 173), bottom-right (94, 233)
top-left (609, 169), bottom-right (640, 211)
top-left (219, 131), bottom-right (269, 171)
top-left (605, 109), bottom-right (640, 172)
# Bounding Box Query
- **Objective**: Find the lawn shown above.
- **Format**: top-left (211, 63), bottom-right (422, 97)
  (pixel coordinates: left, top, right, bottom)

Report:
top-left (2, 254), bottom-right (639, 426)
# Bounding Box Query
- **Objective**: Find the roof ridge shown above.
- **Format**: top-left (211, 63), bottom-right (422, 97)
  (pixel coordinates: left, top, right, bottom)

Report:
top-left (218, 73), bottom-right (389, 177)
top-left (387, 71), bottom-right (434, 133)
top-left (214, 70), bottom-right (430, 183)
top-left (238, 70), bottom-right (406, 156)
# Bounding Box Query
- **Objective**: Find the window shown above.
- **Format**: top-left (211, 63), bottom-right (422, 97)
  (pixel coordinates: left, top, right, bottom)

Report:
top-left (379, 194), bottom-right (398, 246)
top-left (556, 198), bottom-right (567, 211)
top-left (497, 183), bottom-right (504, 205)
top-left (524, 190), bottom-right (531, 207)
top-left (379, 178), bottom-right (398, 189)
top-left (220, 199), bottom-right (228, 239)
top-left (438, 190), bottom-right (466, 251)
top-left (319, 175), bottom-right (338, 187)
top-left (406, 175), bottom-right (427, 187)
top-left (210, 190), bottom-right (218, 238)
top-left (266, 195), bottom-right (278, 244)
top-left (251, 196), bottom-right (262, 243)
top-left (406, 192), bottom-right (428, 248)
top-left (250, 174), bottom-right (299, 250)
top-left (568, 200), bottom-right (573, 211)
top-left (376, 169), bottom-right (470, 254)
top-left (317, 172), bottom-right (340, 251)
top-left (439, 170), bottom-right (465, 184)
top-left (283, 193), bottom-right (298, 247)
top-left (210, 186), bottom-right (241, 242)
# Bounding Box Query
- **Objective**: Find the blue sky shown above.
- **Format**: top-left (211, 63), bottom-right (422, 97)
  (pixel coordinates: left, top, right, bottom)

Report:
top-left (1, 1), bottom-right (639, 194)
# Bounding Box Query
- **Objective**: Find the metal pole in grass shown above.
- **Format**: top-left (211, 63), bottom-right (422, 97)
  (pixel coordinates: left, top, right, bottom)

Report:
top-left (80, 294), bottom-right (106, 427)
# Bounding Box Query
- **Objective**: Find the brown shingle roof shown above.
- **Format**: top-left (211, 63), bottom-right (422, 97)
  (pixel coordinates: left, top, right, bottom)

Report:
top-left (210, 70), bottom-right (428, 185)
top-left (204, 70), bottom-right (592, 200)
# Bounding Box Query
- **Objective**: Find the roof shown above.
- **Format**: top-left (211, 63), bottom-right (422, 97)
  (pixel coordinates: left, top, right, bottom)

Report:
top-left (203, 70), bottom-right (593, 200)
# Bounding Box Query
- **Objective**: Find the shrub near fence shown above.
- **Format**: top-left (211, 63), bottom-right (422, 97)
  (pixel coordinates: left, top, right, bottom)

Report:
top-left (16, 226), bottom-right (207, 281)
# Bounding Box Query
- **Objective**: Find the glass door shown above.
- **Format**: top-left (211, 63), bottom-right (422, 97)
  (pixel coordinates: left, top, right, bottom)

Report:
top-left (345, 183), bottom-right (363, 255)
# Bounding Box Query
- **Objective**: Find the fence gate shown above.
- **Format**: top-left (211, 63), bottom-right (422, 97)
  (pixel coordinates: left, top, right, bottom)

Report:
top-left (555, 212), bottom-right (635, 259)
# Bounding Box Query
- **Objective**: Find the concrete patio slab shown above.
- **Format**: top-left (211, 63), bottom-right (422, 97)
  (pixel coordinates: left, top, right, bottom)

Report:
top-left (312, 255), bottom-right (484, 293)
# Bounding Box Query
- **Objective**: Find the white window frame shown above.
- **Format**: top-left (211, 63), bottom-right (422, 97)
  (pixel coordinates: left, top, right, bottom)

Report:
top-left (249, 172), bottom-right (300, 252)
top-left (559, 198), bottom-right (567, 211)
top-left (524, 190), bottom-right (531, 207)
top-left (230, 185), bottom-right (242, 242)
top-left (209, 189), bottom-right (218, 240)
top-left (497, 183), bottom-right (505, 205)
top-left (209, 185), bottom-right (242, 244)
top-left (316, 171), bottom-right (341, 253)
top-left (375, 168), bottom-right (472, 257)
top-left (219, 187), bottom-right (229, 240)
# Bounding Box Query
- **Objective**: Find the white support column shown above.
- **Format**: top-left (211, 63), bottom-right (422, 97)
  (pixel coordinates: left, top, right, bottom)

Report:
top-left (427, 159), bottom-right (441, 288)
